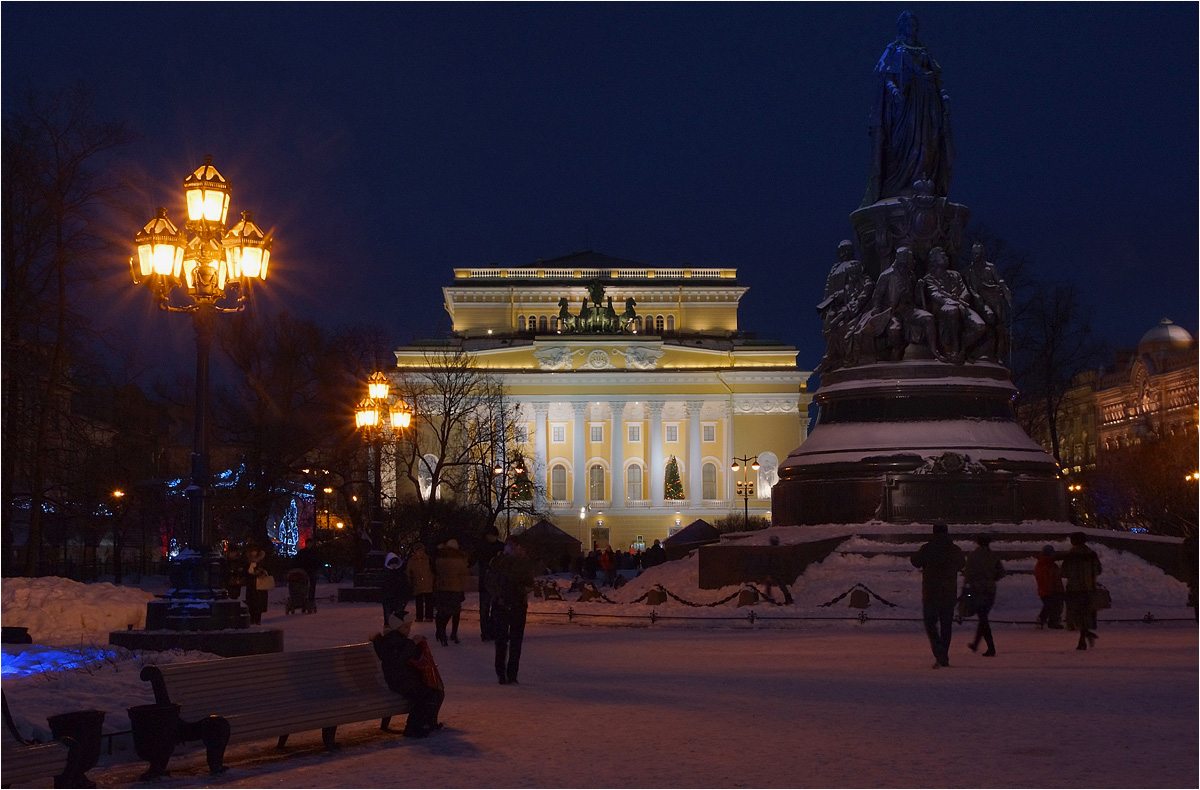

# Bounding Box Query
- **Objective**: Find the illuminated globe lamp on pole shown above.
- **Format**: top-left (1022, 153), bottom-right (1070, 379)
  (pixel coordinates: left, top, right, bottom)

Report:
top-left (493, 453), bottom-right (527, 537)
top-left (126, 156), bottom-right (272, 634)
top-left (731, 455), bottom-right (761, 530)
top-left (355, 372), bottom-right (413, 546)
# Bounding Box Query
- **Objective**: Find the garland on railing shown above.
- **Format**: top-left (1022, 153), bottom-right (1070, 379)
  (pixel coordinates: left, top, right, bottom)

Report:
top-left (818, 583), bottom-right (899, 608)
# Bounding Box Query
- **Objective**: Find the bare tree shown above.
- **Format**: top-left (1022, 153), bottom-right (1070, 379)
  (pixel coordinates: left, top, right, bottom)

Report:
top-left (1, 87), bottom-right (135, 574)
top-left (1011, 282), bottom-right (1105, 462)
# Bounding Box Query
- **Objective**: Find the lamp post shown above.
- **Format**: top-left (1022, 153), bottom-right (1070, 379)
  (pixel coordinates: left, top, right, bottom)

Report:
top-left (731, 455), bottom-right (761, 530)
top-left (355, 371), bottom-right (412, 547)
top-left (129, 156), bottom-right (272, 630)
top-left (492, 452), bottom-right (527, 537)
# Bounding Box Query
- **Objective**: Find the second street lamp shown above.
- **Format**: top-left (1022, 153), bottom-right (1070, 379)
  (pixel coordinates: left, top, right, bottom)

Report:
top-left (731, 455), bottom-right (761, 530)
top-left (355, 372), bottom-right (412, 547)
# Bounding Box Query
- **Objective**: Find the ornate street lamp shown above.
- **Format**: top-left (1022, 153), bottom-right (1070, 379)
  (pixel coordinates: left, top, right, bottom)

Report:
top-left (356, 373), bottom-right (413, 546)
top-left (129, 156), bottom-right (273, 631)
top-left (492, 452), bottom-right (527, 537)
top-left (731, 455), bottom-right (761, 530)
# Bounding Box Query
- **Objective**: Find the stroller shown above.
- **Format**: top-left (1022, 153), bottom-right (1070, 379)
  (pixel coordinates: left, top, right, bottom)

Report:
top-left (285, 568), bottom-right (316, 614)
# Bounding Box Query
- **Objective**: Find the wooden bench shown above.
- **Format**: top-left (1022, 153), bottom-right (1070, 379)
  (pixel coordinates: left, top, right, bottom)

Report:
top-left (1, 693), bottom-right (71, 789)
top-left (138, 643), bottom-right (410, 768)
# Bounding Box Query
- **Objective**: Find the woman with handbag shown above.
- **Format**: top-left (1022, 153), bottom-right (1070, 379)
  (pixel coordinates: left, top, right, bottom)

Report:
top-left (962, 534), bottom-right (1004, 657)
top-left (246, 547), bottom-right (272, 625)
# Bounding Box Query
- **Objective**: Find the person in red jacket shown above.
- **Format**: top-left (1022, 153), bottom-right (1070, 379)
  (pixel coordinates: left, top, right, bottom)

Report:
top-left (1034, 545), bottom-right (1065, 629)
top-left (598, 547), bottom-right (616, 587)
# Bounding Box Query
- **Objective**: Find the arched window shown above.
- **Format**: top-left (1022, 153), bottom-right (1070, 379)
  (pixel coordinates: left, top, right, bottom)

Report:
top-left (589, 464), bottom-right (605, 501)
top-left (550, 465), bottom-right (568, 502)
top-left (517, 315), bottom-right (526, 332)
top-left (538, 315), bottom-right (548, 332)
top-left (419, 454), bottom-right (440, 500)
top-left (655, 315), bottom-right (665, 333)
top-left (626, 463), bottom-right (643, 500)
top-left (550, 316), bottom-right (559, 332)
top-left (666, 315), bottom-right (675, 332)
top-left (635, 316), bottom-right (643, 332)
top-left (757, 452), bottom-right (780, 498)
top-left (702, 462), bottom-right (717, 500)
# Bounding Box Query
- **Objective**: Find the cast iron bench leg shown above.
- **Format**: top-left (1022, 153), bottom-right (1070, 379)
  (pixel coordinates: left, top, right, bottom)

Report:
top-left (380, 717), bottom-right (392, 731)
top-left (277, 735), bottom-right (289, 749)
top-left (321, 726), bottom-right (337, 750)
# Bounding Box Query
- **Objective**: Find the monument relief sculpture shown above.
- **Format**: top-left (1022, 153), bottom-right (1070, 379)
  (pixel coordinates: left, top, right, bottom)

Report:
top-left (553, 280), bottom-right (642, 335)
top-left (817, 240), bottom-right (875, 371)
top-left (533, 346), bottom-right (579, 371)
top-left (861, 10), bottom-right (954, 207)
top-left (965, 242), bottom-right (1013, 360)
top-left (918, 246), bottom-right (986, 364)
top-left (620, 345), bottom-right (665, 371)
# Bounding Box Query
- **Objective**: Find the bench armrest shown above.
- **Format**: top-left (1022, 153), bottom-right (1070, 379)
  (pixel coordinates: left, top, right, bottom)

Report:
top-left (139, 665), bottom-right (172, 705)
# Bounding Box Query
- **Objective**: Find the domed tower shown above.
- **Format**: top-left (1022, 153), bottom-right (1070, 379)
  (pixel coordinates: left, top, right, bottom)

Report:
top-left (1138, 318), bottom-right (1194, 355)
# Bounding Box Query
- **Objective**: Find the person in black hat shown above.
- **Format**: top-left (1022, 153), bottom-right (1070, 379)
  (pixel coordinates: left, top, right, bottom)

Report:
top-left (911, 523), bottom-right (965, 668)
top-left (963, 533), bottom-right (1004, 656)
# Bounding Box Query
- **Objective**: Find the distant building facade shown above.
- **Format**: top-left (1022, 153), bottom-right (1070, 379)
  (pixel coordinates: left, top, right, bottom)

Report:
top-left (393, 251), bottom-right (812, 550)
top-left (1029, 318), bottom-right (1198, 475)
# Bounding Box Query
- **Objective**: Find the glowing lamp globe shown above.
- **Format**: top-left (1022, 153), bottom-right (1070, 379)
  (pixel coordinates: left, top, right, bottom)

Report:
top-left (355, 398), bottom-right (380, 430)
top-left (224, 211), bottom-right (272, 282)
top-left (390, 402), bottom-right (412, 429)
top-left (133, 208), bottom-right (185, 281)
top-left (367, 371), bottom-right (390, 401)
top-left (183, 156), bottom-right (231, 224)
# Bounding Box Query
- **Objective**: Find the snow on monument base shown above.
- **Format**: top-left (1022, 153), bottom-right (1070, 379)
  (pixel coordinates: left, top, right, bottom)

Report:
top-left (773, 360), bottom-right (1070, 526)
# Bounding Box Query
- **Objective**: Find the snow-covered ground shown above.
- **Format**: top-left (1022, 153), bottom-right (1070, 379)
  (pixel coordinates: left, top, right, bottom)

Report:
top-left (2, 533), bottom-right (1196, 788)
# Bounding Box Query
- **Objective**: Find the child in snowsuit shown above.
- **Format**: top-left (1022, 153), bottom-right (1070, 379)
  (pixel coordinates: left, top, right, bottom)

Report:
top-left (370, 610), bottom-right (445, 738)
top-left (380, 552), bottom-right (412, 627)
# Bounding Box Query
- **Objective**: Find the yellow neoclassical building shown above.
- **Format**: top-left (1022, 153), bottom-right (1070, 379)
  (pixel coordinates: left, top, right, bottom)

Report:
top-left (394, 251), bottom-right (812, 551)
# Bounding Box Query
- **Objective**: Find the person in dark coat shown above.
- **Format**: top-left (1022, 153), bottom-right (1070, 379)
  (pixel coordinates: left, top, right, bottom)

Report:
top-left (1061, 532), bottom-right (1102, 650)
top-left (369, 610), bottom-right (445, 738)
top-left (910, 523), bottom-right (965, 668)
top-left (434, 539), bottom-right (469, 645)
top-left (962, 534), bottom-right (1004, 656)
top-left (245, 547), bottom-right (271, 625)
top-left (294, 543), bottom-right (322, 610)
top-left (475, 528), bottom-right (505, 641)
top-left (643, 539), bottom-right (667, 568)
top-left (1034, 545), bottom-right (1065, 629)
top-left (487, 536), bottom-right (536, 685)
top-left (380, 552), bottom-right (412, 627)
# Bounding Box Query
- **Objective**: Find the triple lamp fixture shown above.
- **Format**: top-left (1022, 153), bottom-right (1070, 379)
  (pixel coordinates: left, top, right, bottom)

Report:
top-left (130, 156), bottom-right (272, 310)
top-left (731, 457), bottom-right (760, 498)
top-left (355, 371), bottom-right (413, 432)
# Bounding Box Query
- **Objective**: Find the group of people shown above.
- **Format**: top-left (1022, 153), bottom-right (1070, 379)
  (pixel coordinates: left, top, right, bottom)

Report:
top-left (574, 540), bottom-right (667, 587)
top-left (912, 524), bottom-right (1104, 668)
top-left (369, 529), bottom-right (539, 737)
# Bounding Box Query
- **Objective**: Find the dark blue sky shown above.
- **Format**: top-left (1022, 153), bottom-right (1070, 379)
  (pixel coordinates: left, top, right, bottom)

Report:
top-left (4, 2), bottom-right (1196, 372)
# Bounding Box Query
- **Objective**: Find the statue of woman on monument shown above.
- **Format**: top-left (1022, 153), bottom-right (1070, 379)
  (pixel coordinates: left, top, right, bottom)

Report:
top-left (861, 11), bottom-right (955, 207)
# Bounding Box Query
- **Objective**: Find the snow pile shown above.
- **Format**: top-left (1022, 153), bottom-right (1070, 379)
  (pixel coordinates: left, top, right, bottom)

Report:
top-left (1, 577), bottom-right (156, 644)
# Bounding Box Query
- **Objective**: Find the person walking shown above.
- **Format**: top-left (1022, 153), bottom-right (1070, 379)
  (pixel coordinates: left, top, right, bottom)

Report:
top-left (380, 553), bottom-right (411, 628)
top-left (963, 534), bottom-right (1004, 657)
top-left (406, 544), bottom-right (434, 622)
top-left (1061, 531), bottom-right (1102, 650)
top-left (910, 523), bottom-right (965, 668)
top-left (369, 610), bottom-right (445, 738)
top-left (487, 536), bottom-right (536, 685)
top-left (433, 539), bottom-right (469, 646)
top-left (1034, 545), bottom-right (1065, 629)
top-left (475, 528), bottom-right (505, 641)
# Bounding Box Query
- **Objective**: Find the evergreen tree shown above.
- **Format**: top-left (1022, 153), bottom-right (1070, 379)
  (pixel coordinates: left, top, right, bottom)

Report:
top-left (664, 455), bottom-right (684, 500)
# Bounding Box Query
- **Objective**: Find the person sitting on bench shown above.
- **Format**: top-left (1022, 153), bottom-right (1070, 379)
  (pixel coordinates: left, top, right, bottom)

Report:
top-left (370, 610), bottom-right (445, 738)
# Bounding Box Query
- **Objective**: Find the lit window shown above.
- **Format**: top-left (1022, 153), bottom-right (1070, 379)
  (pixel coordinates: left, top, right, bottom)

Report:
top-left (550, 465), bottom-right (567, 501)
top-left (665, 424), bottom-right (678, 443)
top-left (702, 462), bottom-right (717, 500)
top-left (666, 315), bottom-right (675, 332)
top-left (655, 315), bottom-right (665, 333)
top-left (517, 315), bottom-right (526, 332)
top-left (590, 425), bottom-right (603, 443)
top-left (539, 315), bottom-right (548, 332)
top-left (628, 424), bottom-right (641, 443)
top-left (626, 464), bottom-right (643, 500)
top-left (702, 424), bottom-right (715, 443)
top-left (589, 465), bottom-right (605, 501)
top-left (552, 425), bottom-right (566, 443)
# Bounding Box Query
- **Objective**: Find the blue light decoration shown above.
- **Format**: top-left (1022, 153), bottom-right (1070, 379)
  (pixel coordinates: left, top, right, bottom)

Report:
top-left (274, 499), bottom-right (299, 557)
top-left (1, 646), bottom-right (123, 678)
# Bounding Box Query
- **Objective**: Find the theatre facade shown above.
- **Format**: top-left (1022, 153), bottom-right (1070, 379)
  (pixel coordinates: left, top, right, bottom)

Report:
top-left (393, 251), bottom-right (812, 551)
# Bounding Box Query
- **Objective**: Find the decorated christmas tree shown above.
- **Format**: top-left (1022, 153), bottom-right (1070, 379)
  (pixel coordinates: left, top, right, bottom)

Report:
top-left (664, 455), bottom-right (684, 500)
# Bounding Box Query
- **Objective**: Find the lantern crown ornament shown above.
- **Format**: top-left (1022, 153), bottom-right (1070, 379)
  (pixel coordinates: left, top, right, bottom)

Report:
top-left (131, 157), bottom-right (272, 312)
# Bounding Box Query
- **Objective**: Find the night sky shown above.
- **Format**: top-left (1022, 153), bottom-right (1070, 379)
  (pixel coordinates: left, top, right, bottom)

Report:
top-left (4, 2), bottom-right (1197, 375)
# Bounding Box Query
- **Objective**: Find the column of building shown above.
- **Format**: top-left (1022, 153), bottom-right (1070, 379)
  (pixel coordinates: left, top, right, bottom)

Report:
top-left (610, 402), bottom-right (624, 507)
top-left (533, 401), bottom-right (549, 503)
top-left (572, 401), bottom-right (587, 509)
top-left (687, 400), bottom-right (703, 504)
top-left (649, 400), bottom-right (665, 507)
